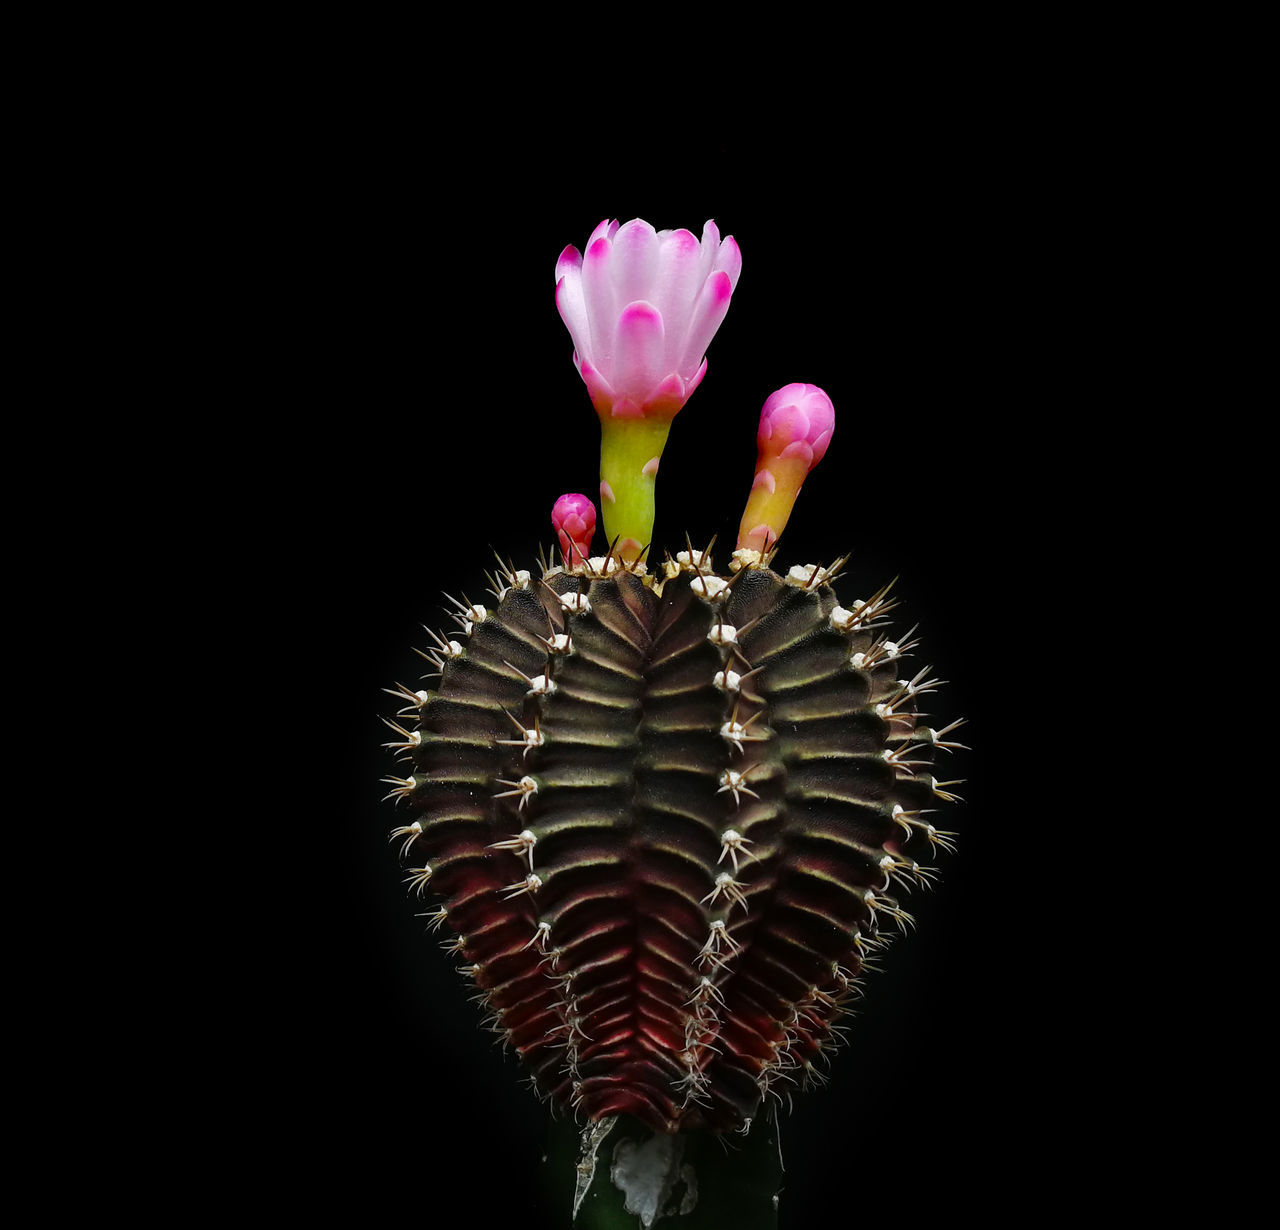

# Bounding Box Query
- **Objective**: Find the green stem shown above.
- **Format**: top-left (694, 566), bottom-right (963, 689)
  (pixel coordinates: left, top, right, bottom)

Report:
top-left (541, 1112), bottom-right (783, 1228)
top-left (599, 418), bottom-right (673, 563)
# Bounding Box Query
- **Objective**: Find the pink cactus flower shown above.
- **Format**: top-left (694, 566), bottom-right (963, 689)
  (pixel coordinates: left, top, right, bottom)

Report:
top-left (551, 492), bottom-right (596, 567)
top-left (555, 218), bottom-right (743, 421)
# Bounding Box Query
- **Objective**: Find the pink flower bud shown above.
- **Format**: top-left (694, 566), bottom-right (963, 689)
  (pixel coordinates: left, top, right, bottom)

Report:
top-left (555, 218), bottom-right (742, 421)
top-left (756, 383), bottom-right (835, 472)
top-left (737, 384), bottom-right (836, 552)
top-left (552, 493), bottom-right (596, 567)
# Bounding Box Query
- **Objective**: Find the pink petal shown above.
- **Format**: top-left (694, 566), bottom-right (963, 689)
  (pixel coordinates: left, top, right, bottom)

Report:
top-left (611, 219), bottom-right (660, 308)
top-left (552, 492), bottom-right (595, 527)
top-left (779, 440), bottom-right (815, 466)
top-left (612, 301), bottom-right (665, 402)
top-left (576, 354), bottom-right (616, 415)
top-left (712, 234), bottom-right (743, 292)
top-left (770, 404), bottom-right (811, 445)
top-left (678, 270), bottom-right (734, 375)
top-left (587, 218), bottom-right (619, 247)
top-left (652, 228), bottom-right (701, 368)
top-left (555, 273), bottom-right (591, 363)
top-left (582, 236), bottom-right (618, 375)
top-left (643, 371), bottom-right (688, 419)
top-left (555, 244), bottom-right (582, 283)
top-left (695, 219), bottom-right (722, 288)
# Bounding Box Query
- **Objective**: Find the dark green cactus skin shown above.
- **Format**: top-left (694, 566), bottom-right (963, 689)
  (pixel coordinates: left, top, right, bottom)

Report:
top-left (384, 555), bottom-right (958, 1137)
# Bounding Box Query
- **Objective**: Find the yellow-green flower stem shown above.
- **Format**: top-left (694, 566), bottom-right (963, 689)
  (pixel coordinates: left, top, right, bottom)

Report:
top-left (737, 455), bottom-right (808, 550)
top-left (599, 416), bottom-right (673, 563)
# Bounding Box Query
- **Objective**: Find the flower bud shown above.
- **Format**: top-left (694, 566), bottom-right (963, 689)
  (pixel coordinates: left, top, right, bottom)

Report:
top-left (737, 384), bottom-right (835, 552)
top-left (552, 493), bottom-right (596, 567)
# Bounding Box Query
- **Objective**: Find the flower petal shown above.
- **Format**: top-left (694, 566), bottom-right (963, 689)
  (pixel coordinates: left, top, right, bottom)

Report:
top-left (779, 440), bottom-right (815, 466)
top-left (695, 218), bottom-right (723, 288)
top-left (587, 218), bottom-right (619, 247)
top-left (582, 236), bottom-right (618, 375)
top-left (575, 354), bottom-right (616, 415)
top-left (679, 269), bottom-right (734, 375)
top-left (652, 228), bottom-right (702, 372)
top-left (612, 301), bottom-right (665, 403)
top-left (555, 243), bottom-right (582, 283)
top-left (611, 219), bottom-right (660, 309)
top-left (712, 234), bottom-right (743, 292)
top-left (643, 371), bottom-right (688, 419)
top-left (555, 268), bottom-right (591, 362)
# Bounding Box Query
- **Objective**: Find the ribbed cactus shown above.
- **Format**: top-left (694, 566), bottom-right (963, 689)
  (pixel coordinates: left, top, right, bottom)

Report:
top-left (385, 548), bottom-right (961, 1137)
top-left (381, 216), bottom-right (963, 1226)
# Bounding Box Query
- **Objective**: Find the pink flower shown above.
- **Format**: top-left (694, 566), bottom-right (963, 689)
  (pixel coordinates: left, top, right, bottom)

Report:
top-left (551, 492), bottom-right (596, 566)
top-left (555, 218), bottom-right (743, 420)
top-left (756, 383), bottom-right (835, 472)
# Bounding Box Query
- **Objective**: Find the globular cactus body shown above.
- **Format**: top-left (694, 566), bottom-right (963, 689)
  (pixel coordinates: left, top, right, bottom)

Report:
top-left (385, 549), bottom-right (960, 1137)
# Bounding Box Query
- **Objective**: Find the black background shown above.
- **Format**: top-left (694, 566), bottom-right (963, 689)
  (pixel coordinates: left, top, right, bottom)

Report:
top-left (241, 127), bottom-right (1090, 1224)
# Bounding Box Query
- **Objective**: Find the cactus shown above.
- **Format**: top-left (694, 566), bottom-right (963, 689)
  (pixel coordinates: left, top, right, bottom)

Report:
top-left (381, 217), bottom-right (964, 1226)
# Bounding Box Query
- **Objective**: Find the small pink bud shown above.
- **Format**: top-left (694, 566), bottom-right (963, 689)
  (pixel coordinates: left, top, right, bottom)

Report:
top-left (552, 493), bottom-right (596, 567)
top-left (757, 383), bottom-right (835, 472)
